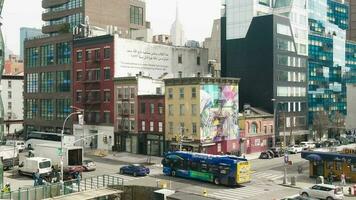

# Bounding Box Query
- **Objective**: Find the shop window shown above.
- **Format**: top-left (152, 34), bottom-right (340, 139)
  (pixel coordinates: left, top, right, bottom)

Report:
top-left (326, 161), bottom-right (334, 170)
top-left (336, 162), bottom-right (342, 171)
top-left (351, 164), bottom-right (356, 172)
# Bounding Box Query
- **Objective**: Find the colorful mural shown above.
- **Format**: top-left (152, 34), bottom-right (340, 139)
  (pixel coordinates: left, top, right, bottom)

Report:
top-left (200, 85), bottom-right (239, 142)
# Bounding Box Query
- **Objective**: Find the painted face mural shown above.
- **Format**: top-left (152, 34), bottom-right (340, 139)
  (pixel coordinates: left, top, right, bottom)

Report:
top-left (200, 85), bottom-right (239, 142)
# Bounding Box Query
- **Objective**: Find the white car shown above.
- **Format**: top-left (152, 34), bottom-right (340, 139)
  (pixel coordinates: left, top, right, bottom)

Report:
top-left (300, 141), bottom-right (316, 150)
top-left (288, 145), bottom-right (303, 154)
top-left (300, 184), bottom-right (344, 200)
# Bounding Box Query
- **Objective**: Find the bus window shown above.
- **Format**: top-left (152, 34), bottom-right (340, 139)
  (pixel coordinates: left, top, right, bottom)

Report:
top-left (219, 165), bottom-right (230, 175)
top-left (201, 163), bottom-right (208, 172)
top-left (208, 165), bottom-right (219, 173)
top-left (190, 161), bottom-right (199, 171)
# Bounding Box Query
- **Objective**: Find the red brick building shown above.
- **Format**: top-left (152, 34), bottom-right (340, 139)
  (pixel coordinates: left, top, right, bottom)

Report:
top-left (137, 95), bottom-right (165, 156)
top-left (72, 35), bottom-right (115, 150)
top-left (239, 105), bottom-right (274, 155)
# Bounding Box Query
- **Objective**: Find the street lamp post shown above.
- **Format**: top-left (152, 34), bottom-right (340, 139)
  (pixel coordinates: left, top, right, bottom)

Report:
top-left (271, 99), bottom-right (277, 148)
top-left (60, 111), bottom-right (82, 183)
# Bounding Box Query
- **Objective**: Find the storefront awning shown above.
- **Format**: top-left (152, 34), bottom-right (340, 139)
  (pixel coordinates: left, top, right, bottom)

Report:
top-left (302, 151), bottom-right (356, 163)
top-left (305, 154), bottom-right (322, 161)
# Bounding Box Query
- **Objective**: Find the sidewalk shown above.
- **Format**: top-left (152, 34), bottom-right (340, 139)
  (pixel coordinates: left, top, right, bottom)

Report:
top-left (85, 150), bottom-right (163, 166)
top-left (278, 173), bottom-right (355, 197)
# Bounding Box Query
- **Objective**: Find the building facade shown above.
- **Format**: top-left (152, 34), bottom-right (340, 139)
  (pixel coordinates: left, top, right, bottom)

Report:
top-left (239, 105), bottom-right (274, 155)
top-left (170, 4), bottom-right (186, 46)
top-left (164, 77), bottom-right (240, 155)
top-left (222, 13), bottom-right (309, 143)
top-left (114, 76), bottom-right (164, 154)
top-left (137, 95), bottom-right (165, 156)
top-left (20, 27), bottom-right (43, 60)
top-left (0, 0), bottom-right (5, 140)
top-left (346, 84), bottom-right (356, 131)
top-left (346, 0), bottom-right (356, 41)
top-left (24, 0), bottom-right (147, 135)
top-left (72, 34), bottom-right (115, 151)
top-left (4, 54), bottom-right (24, 75)
top-left (203, 19), bottom-right (221, 76)
top-left (1, 75), bottom-right (24, 136)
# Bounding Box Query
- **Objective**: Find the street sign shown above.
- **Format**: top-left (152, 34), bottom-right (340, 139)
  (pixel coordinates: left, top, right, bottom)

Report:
top-left (57, 148), bottom-right (63, 156)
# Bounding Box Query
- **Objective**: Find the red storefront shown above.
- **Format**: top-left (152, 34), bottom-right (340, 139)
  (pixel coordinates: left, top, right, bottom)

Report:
top-left (137, 95), bottom-right (165, 156)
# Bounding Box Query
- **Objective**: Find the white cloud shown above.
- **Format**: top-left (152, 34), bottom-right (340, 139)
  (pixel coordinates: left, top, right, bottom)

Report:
top-left (3, 0), bottom-right (221, 55)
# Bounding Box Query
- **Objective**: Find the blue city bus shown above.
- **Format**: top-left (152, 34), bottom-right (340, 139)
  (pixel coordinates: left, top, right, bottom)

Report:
top-left (162, 151), bottom-right (251, 186)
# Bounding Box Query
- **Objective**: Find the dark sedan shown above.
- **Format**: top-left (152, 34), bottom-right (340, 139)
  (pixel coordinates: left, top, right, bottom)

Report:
top-left (119, 164), bottom-right (150, 177)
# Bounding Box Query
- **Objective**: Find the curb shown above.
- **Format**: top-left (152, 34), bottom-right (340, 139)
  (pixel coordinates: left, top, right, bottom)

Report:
top-left (278, 183), bottom-right (302, 189)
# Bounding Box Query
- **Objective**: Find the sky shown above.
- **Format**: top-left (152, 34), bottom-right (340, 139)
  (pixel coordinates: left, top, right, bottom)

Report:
top-left (2, 0), bottom-right (222, 55)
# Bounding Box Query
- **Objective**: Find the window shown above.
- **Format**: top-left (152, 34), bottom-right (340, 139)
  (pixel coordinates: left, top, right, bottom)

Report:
top-left (141, 103), bottom-right (146, 114)
top-left (179, 88), bottom-right (184, 99)
top-left (351, 164), bottom-right (356, 172)
top-left (40, 99), bottom-right (54, 120)
top-left (7, 91), bottom-right (11, 99)
top-left (251, 123), bottom-right (257, 134)
top-left (40, 44), bottom-right (54, 66)
top-left (8, 102), bottom-right (12, 110)
top-left (94, 49), bottom-right (100, 61)
top-left (85, 50), bottom-right (91, 61)
top-left (76, 91), bottom-right (82, 103)
top-left (130, 103), bottom-right (135, 115)
top-left (56, 71), bottom-right (70, 92)
top-left (40, 72), bottom-right (55, 93)
top-left (336, 162), bottom-right (342, 171)
top-left (191, 87), bottom-right (196, 98)
top-left (123, 102), bottom-right (129, 114)
top-left (26, 73), bottom-right (39, 93)
top-left (150, 103), bottom-right (154, 114)
top-left (169, 122), bottom-right (173, 134)
top-left (130, 6), bottom-right (143, 25)
top-left (150, 121), bottom-right (154, 132)
top-left (326, 161), bottom-right (334, 169)
top-left (104, 48), bottom-right (111, 59)
top-left (192, 104), bottom-right (197, 116)
top-left (56, 42), bottom-right (71, 64)
top-left (87, 69), bottom-right (100, 81)
top-left (25, 99), bottom-right (37, 119)
top-left (104, 67), bottom-right (110, 80)
top-left (130, 120), bottom-right (135, 131)
top-left (158, 103), bottom-right (163, 115)
top-left (76, 70), bottom-right (83, 81)
top-left (179, 122), bottom-right (185, 134)
top-left (130, 88), bottom-right (135, 98)
top-left (117, 88), bottom-right (123, 99)
top-left (197, 56), bottom-right (200, 65)
top-left (168, 104), bottom-right (173, 116)
top-left (25, 47), bottom-right (39, 68)
top-left (277, 24), bottom-right (291, 36)
top-left (117, 103), bottom-right (122, 114)
top-left (124, 88), bottom-right (129, 99)
top-left (104, 91), bottom-right (111, 102)
top-left (179, 104), bottom-right (185, 116)
top-left (142, 121), bottom-right (146, 131)
top-left (178, 55), bottom-right (182, 64)
top-left (104, 112), bottom-right (110, 123)
top-left (168, 88), bottom-right (173, 99)
top-left (76, 50), bottom-right (83, 62)
top-left (7, 81), bottom-right (11, 89)
top-left (192, 123), bottom-right (197, 135)
top-left (259, 0), bottom-right (270, 6)
top-left (158, 122), bottom-right (163, 132)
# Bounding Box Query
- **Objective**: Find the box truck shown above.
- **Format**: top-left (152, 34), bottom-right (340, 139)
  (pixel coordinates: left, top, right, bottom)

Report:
top-left (0, 145), bottom-right (19, 170)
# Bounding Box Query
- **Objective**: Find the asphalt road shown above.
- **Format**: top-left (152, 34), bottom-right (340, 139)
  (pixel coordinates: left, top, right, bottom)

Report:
top-left (4, 152), bottom-right (354, 200)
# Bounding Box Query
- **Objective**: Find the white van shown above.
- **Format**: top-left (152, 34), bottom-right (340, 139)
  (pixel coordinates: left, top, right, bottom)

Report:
top-left (18, 157), bottom-right (52, 176)
top-left (6, 140), bottom-right (25, 152)
top-left (300, 141), bottom-right (316, 150)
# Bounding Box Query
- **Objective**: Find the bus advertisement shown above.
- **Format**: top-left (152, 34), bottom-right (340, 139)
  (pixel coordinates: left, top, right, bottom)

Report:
top-left (162, 151), bottom-right (251, 186)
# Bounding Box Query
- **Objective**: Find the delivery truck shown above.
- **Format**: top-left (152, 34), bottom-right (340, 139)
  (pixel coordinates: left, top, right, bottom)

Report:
top-left (33, 143), bottom-right (83, 170)
top-left (0, 145), bottom-right (19, 170)
top-left (18, 157), bottom-right (52, 177)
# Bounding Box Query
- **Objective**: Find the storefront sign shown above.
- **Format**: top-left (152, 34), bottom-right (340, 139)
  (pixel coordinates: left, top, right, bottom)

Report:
top-left (342, 148), bottom-right (356, 155)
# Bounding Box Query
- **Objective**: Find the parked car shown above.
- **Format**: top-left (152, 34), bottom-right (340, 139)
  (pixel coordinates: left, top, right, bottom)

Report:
top-left (82, 160), bottom-right (96, 171)
top-left (287, 145), bottom-right (303, 154)
top-left (300, 184), bottom-right (343, 200)
top-left (269, 147), bottom-right (284, 157)
top-left (300, 142), bottom-right (316, 150)
top-left (119, 164), bottom-right (150, 177)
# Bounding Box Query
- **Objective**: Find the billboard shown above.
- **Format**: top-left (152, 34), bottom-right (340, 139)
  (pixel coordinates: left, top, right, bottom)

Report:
top-left (200, 85), bottom-right (239, 142)
top-left (115, 38), bottom-right (172, 79)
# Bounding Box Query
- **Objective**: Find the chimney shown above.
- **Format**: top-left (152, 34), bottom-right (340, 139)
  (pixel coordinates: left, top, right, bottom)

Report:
top-left (178, 71), bottom-right (182, 78)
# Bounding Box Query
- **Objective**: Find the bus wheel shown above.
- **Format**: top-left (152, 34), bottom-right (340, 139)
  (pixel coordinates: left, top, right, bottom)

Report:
top-left (214, 177), bottom-right (220, 185)
top-left (171, 170), bottom-right (176, 177)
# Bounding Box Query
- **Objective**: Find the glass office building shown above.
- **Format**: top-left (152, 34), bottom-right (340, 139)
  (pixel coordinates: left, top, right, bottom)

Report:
top-left (0, 0), bottom-right (4, 140)
top-left (308, 0), bottom-right (353, 126)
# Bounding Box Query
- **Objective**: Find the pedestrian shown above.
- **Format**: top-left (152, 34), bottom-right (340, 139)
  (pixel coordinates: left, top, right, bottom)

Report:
top-left (340, 172), bottom-right (346, 186)
top-left (90, 141), bottom-right (93, 149)
top-left (328, 171), bottom-right (334, 185)
top-left (1, 183), bottom-right (10, 193)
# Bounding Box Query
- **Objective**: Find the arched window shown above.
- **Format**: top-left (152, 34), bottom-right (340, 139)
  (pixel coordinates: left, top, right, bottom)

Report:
top-left (251, 122), bottom-right (257, 134)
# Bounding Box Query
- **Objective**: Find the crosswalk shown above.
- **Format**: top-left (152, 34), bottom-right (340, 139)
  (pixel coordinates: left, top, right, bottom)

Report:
top-left (209, 185), bottom-right (278, 200)
top-left (252, 170), bottom-right (284, 182)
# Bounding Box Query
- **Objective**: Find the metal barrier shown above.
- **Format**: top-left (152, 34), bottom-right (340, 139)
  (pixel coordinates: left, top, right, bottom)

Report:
top-left (0, 175), bottom-right (124, 200)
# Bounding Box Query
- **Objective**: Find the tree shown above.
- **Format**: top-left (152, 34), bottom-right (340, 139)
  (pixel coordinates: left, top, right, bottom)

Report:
top-left (330, 111), bottom-right (345, 139)
top-left (312, 111), bottom-right (330, 141)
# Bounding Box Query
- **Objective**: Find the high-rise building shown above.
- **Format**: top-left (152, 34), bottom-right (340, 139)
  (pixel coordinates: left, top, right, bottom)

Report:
top-left (4, 54), bottom-right (24, 75)
top-left (20, 27), bottom-right (43, 60)
top-left (346, 0), bottom-right (356, 41)
top-left (222, 0), bottom-right (356, 141)
top-left (222, 0), bottom-right (309, 143)
top-left (0, 0), bottom-right (4, 140)
top-left (170, 3), bottom-right (186, 46)
top-left (24, 0), bottom-right (147, 134)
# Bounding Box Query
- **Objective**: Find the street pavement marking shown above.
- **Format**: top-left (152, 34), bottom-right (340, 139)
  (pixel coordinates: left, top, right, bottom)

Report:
top-left (209, 186), bottom-right (270, 200)
top-left (252, 170), bottom-right (283, 181)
